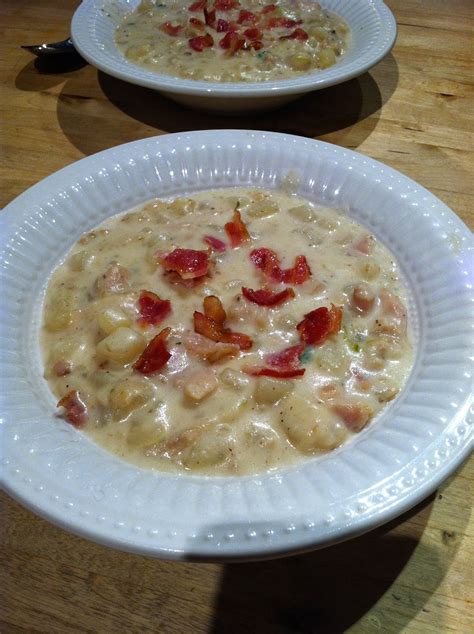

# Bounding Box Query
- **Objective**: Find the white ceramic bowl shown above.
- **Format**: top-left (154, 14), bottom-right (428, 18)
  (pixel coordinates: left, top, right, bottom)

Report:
top-left (1, 131), bottom-right (472, 561)
top-left (71, 0), bottom-right (397, 112)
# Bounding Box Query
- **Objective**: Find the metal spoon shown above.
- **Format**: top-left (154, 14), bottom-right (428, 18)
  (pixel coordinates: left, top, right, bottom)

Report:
top-left (21, 37), bottom-right (77, 57)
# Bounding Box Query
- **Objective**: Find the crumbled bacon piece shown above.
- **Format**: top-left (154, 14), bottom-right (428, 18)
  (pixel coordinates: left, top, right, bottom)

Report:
top-left (266, 344), bottom-right (305, 370)
top-left (249, 40), bottom-right (263, 50)
top-left (224, 209), bottom-right (250, 246)
top-left (332, 403), bottom-right (372, 432)
top-left (133, 328), bottom-right (171, 375)
top-left (297, 304), bottom-right (343, 345)
top-left (57, 390), bottom-right (88, 428)
top-left (204, 7), bottom-right (216, 27)
top-left (216, 18), bottom-right (230, 32)
top-left (53, 360), bottom-right (72, 377)
top-left (220, 31), bottom-right (246, 54)
top-left (351, 234), bottom-right (374, 255)
top-left (160, 22), bottom-right (182, 36)
top-left (215, 0), bottom-right (239, 10)
top-left (261, 4), bottom-right (277, 14)
top-left (194, 295), bottom-right (252, 350)
top-left (243, 27), bottom-right (262, 40)
top-left (183, 332), bottom-right (240, 363)
top-left (242, 286), bottom-right (295, 307)
top-left (247, 367), bottom-right (305, 378)
top-left (159, 248), bottom-right (209, 279)
top-left (189, 33), bottom-right (214, 51)
top-left (203, 235), bottom-right (227, 252)
top-left (238, 9), bottom-right (257, 24)
top-left (96, 263), bottom-right (130, 295)
top-left (204, 294), bottom-right (226, 325)
top-left (267, 17), bottom-right (300, 28)
top-left (189, 17), bottom-right (205, 29)
top-left (189, 0), bottom-right (207, 11)
top-left (245, 343), bottom-right (306, 378)
top-left (138, 290), bottom-right (171, 328)
top-left (279, 27), bottom-right (308, 40)
top-left (249, 248), bottom-right (311, 284)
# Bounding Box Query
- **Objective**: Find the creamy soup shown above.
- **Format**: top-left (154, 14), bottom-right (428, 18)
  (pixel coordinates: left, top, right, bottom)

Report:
top-left (42, 187), bottom-right (413, 476)
top-left (115, 0), bottom-right (350, 82)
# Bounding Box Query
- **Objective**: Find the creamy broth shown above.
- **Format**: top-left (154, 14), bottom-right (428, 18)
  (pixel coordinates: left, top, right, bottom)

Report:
top-left (42, 187), bottom-right (413, 475)
top-left (115, 0), bottom-right (350, 82)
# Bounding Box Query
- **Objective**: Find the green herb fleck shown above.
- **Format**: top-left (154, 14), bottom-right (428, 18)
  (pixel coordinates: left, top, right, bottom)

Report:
top-left (299, 348), bottom-right (314, 364)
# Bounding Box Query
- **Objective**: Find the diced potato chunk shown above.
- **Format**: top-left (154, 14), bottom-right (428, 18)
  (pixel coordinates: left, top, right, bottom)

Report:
top-left (318, 48), bottom-right (337, 68)
top-left (288, 205), bottom-right (316, 222)
top-left (168, 198), bottom-right (196, 217)
top-left (220, 368), bottom-right (250, 390)
top-left (288, 54), bottom-right (312, 71)
top-left (108, 377), bottom-right (155, 413)
top-left (44, 288), bottom-right (76, 332)
top-left (254, 377), bottom-right (294, 405)
top-left (127, 417), bottom-right (167, 449)
top-left (96, 327), bottom-right (146, 363)
top-left (358, 259), bottom-right (380, 281)
top-left (247, 199), bottom-right (280, 219)
top-left (184, 369), bottom-right (218, 402)
top-left (98, 307), bottom-right (131, 335)
top-left (68, 250), bottom-right (95, 272)
top-left (280, 393), bottom-right (348, 453)
top-left (182, 424), bottom-right (233, 469)
top-left (125, 44), bottom-right (151, 60)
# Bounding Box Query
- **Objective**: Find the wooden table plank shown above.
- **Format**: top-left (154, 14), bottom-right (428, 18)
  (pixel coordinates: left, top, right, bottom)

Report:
top-left (1, 0), bottom-right (472, 632)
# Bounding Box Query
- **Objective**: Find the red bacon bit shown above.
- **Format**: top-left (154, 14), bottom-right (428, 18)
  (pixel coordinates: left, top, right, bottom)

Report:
top-left (297, 304), bottom-right (343, 345)
top-left (204, 7), bottom-right (216, 27)
top-left (261, 4), bottom-right (277, 14)
top-left (203, 235), bottom-right (227, 252)
top-left (238, 9), bottom-right (257, 24)
top-left (189, 0), bottom-right (207, 11)
top-left (133, 327), bottom-right (171, 375)
top-left (267, 17), bottom-right (300, 28)
top-left (332, 403), bottom-right (371, 432)
top-left (53, 360), bottom-right (72, 377)
top-left (189, 17), bottom-right (205, 29)
top-left (160, 22), bottom-right (182, 36)
top-left (160, 248), bottom-right (209, 279)
top-left (57, 390), bottom-right (88, 428)
top-left (249, 40), bottom-right (263, 50)
top-left (224, 209), bottom-right (250, 246)
top-left (189, 33), bottom-right (214, 51)
top-left (249, 248), bottom-right (311, 284)
top-left (220, 32), bottom-right (246, 54)
top-left (194, 295), bottom-right (252, 350)
top-left (138, 290), bottom-right (171, 328)
top-left (266, 344), bottom-right (305, 370)
top-left (243, 27), bottom-right (262, 40)
top-left (215, 0), bottom-right (240, 10)
top-left (280, 27), bottom-right (309, 41)
top-left (248, 367), bottom-right (305, 378)
top-left (204, 295), bottom-right (226, 325)
top-left (242, 286), bottom-right (295, 307)
top-left (216, 18), bottom-right (230, 32)
top-left (245, 343), bottom-right (306, 378)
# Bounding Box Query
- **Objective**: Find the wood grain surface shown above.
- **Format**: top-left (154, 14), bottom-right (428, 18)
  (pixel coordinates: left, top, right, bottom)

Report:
top-left (1, 0), bottom-right (473, 632)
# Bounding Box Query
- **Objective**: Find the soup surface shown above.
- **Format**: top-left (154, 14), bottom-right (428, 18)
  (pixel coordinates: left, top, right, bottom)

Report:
top-left (42, 186), bottom-right (413, 475)
top-left (114, 0), bottom-right (350, 82)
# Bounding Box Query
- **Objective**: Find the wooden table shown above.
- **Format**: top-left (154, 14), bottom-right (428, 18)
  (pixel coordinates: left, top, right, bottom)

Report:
top-left (1, 1), bottom-right (472, 631)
